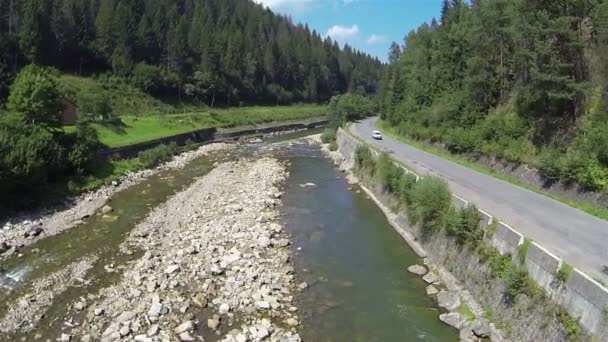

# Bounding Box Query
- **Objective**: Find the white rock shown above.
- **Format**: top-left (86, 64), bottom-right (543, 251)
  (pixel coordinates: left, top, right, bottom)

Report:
top-left (164, 265), bottom-right (180, 274)
top-left (407, 264), bottom-right (427, 276)
top-left (179, 332), bottom-right (195, 341)
top-left (219, 303), bottom-right (230, 314)
top-left (147, 324), bottom-right (159, 337)
top-left (256, 301), bottom-right (271, 310)
top-left (174, 320), bottom-right (195, 334)
top-left (59, 334), bottom-right (72, 342)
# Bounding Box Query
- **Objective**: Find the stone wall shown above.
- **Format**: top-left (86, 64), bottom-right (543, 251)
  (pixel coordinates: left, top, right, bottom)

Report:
top-left (336, 128), bottom-right (608, 339)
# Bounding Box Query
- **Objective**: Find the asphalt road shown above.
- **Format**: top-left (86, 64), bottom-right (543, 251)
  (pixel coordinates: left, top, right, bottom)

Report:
top-left (352, 117), bottom-right (608, 283)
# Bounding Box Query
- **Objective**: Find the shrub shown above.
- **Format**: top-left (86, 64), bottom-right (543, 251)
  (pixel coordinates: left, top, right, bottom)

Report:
top-left (321, 128), bottom-right (337, 143)
top-left (375, 153), bottom-right (403, 193)
top-left (138, 143), bottom-right (179, 168)
top-left (446, 204), bottom-right (483, 246)
top-left (7, 64), bottom-right (63, 128)
top-left (518, 239), bottom-right (532, 265)
top-left (396, 172), bottom-right (418, 205)
top-left (407, 177), bottom-right (451, 239)
top-left (538, 148), bottom-right (569, 181)
top-left (132, 63), bottom-right (162, 94)
top-left (328, 93), bottom-right (375, 125)
top-left (557, 263), bottom-right (573, 284)
top-left (557, 309), bottom-right (580, 341)
top-left (328, 141), bottom-right (338, 151)
top-left (355, 146), bottom-right (375, 175)
top-left (67, 119), bottom-right (100, 173)
top-left (77, 92), bottom-right (113, 122)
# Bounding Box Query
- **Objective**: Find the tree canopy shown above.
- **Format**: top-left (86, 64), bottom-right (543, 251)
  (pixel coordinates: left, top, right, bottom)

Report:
top-left (0, 0), bottom-right (384, 106)
top-left (380, 0), bottom-right (608, 190)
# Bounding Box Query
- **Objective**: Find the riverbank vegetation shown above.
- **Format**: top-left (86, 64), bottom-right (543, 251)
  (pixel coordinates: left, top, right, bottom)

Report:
top-left (379, 0), bottom-right (608, 192)
top-left (353, 145), bottom-right (586, 341)
top-left (321, 93), bottom-right (376, 150)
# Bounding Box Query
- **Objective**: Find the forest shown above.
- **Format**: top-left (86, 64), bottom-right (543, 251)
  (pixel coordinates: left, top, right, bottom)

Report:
top-left (380, 0), bottom-right (608, 190)
top-left (0, 0), bottom-right (384, 211)
top-left (0, 0), bottom-right (383, 106)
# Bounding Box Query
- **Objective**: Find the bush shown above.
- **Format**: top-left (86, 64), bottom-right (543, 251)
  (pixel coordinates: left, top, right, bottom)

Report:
top-left (321, 128), bottom-right (337, 143)
top-left (407, 177), bottom-right (452, 239)
top-left (556, 263), bottom-right (573, 284)
top-left (138, 143), bottom-right (179, 168)
top-left (396, 172), bottom-right (418, 205)
top-left (538, 148), bottom-right (570, 181)
top-left (328, 93), bottom-right (375, 125)
top-left (446, 204), bottom-right (483, 246)
top-left (375, 152), bottom-right (403, 193)
top-left (67, 119), bottom-right (100, 173)
top-left (328, 141), bottom-right (338, 151)
top-left (7, 64), bottom-right (63, 128)
top-left (355, 146), bottom-right (375, 175)
top-left (132, 63), bottom-right (163, 94)
top-left (77, 92), bottom-right (113, 122)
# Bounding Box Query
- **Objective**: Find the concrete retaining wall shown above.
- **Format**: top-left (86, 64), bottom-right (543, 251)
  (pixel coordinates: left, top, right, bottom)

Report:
top-left (336, 128), bottom-right (608, 338)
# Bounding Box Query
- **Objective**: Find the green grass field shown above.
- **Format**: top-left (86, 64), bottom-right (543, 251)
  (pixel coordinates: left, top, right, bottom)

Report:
top-left (78, 105), bottom-right (326, 147)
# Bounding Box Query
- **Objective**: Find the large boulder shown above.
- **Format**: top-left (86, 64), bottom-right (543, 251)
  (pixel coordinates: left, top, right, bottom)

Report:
top-left (407, 264), bottom-right (427, 276)
top-left (437, 291), bottom-right (461, 312)
top-left (472, 319), bottom-right (492, 338)
top-left (422, 272), bottom-right (439, 284)
top-left (439, 312), bottom-right (463, 329)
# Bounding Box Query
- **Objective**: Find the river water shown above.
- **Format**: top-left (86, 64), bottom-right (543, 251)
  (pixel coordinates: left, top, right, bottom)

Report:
top-left (0, 133), bottom-right (457, 341)
top-left (278, 140), bottom-right (458, 341)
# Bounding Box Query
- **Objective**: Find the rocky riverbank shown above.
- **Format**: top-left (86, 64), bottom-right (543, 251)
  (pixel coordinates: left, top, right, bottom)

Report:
top-left (0, 143), bottom-right (234, 259)
top-left (61, 157), bottom-right (300, 342)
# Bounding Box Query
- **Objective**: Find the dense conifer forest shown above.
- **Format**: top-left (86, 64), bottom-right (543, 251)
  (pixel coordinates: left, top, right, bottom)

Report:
top-left (0, 0), bottom-right (383, 105)
top-left (380, 0), bottom-right (608, 190)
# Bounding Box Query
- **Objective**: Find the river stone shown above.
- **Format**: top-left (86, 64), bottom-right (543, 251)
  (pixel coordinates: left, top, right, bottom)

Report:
top-left (134, 335), bottom-right (152, 342)
top-left (174, 321), bottom-right (195, 334)
top-left (472, 319), bottom-right (492, 338)
top-left (101, 205), bottom-right (113, 214)
top-left (437, 291), bottom-right (461, 311)
top-left (256, 301), bottom-right (271, 310)
top-left (257, 327), bottom-right (270, 340)
top-left (59, 333), bottom-right (72, 342)
top-left (426, 285), bottom-right (439, 296)
top-left (116, 310), bottom-right (135, 323)
top-left (407, 264), bottom-right (427, 276)
top-left (148, 302), bottom-right (164, 317)
top-left (147, 324), bottom-right (159, 337)
top-left (164, 265), bottom-right (180, 274)
top-left (285, 318), bottom-right (299, 327)
top-left (208, 316), bottom-right (220, 330)
top-left (219, 303), bottom-right (230, 314)
top-left (258, 236), bottom-right (271, 248)
top-left (439, 312), bottom-right (463, 329)
top-left (179, 332), bottom-right (195, 342)
top-left (298, 282), bottom-right (308, 291)
top-left (422, 272), bottom-right (439, 284)
top-left (94, 308), bottom-right (105, 316)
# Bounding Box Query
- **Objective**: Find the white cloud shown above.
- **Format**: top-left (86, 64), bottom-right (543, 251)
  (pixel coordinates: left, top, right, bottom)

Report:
top-left (367, 34), bottom-right (387, 45)
top-left (253, 0), bottom-right (315, 13)
top-left (326, 25), bottom-right (360, 41)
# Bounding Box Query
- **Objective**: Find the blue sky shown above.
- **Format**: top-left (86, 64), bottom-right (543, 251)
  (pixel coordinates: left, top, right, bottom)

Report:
top-left (253, 0), bottom-right (443, 62)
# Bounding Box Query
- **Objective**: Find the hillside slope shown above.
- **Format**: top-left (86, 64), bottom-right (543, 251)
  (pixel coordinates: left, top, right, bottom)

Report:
top-left (0, 0), bottom-right (383, 105)
top-left (380, 0), bottom-right (608, 192)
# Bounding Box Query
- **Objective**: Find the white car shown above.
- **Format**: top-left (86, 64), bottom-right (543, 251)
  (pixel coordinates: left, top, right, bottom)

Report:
top-left (372, 130), bottom-right (382, 140)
